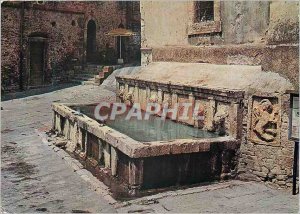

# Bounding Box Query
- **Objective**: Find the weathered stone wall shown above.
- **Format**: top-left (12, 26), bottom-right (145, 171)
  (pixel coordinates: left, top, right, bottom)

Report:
top-left (221, 1), bottom-right (270, 44)
top-left (263, 1), bottom-right (299, 88)
top-left (1, 7), bottom-right (21, 91)
top-left (266, 1), bottom-right (299, 45)
top-left (22, 7), bottom-right (85, 84)
top-left (140, 1), bottom-right (189, 48)
top-left (238, 94), bottom-right (295, 189)
top-left (262, 45), bottom-right (299, 88)
top-left (140, 1), bottom-right (270, 47)
top-left (1, 1), bottom-right (140, 90)
top-left (140, 1), bottom-right (299, 86)
top-left (151, 45), bottom-right (264, 65)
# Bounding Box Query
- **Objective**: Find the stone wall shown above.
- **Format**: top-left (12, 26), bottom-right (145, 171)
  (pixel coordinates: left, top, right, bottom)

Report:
top-left (140, 1), bottom-right (270, 47)
top-left (263, 1), bottom-right (299, 88)
top-left (140, 1), bottom-right (299, 86)
top-left (22, 6), bottom-right (85, 84)
top-left (221, 1), bottom-right (269, 44)
top-left (1, 1), bottom-right (141, 91)
top-left (140, 1), bottom-right (189, 48)
top-left (238, 94), bottom-right (295, 189)
top-left (1, 6), bottom-right (21, 91)
top-left (266, 1), bottom-right (299, 45)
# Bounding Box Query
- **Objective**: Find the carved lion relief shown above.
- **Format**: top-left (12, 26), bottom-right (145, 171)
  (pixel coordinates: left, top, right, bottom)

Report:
top-left (250, 97), bottom-right (280, 144)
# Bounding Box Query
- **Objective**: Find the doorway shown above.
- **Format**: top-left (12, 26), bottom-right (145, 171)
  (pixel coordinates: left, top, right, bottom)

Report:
top-left (86, 20), bottom-right (97, 63)
top-left (29, 38), bottom-right (46, 86)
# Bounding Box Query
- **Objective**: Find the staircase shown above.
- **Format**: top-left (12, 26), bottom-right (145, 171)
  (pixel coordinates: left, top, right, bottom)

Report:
top-left (72, 64), bottom-right (122, 86)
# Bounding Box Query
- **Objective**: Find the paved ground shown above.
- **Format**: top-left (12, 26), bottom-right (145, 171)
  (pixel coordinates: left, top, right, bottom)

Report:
top-left (1, 82), bottom-right (299, 213)
top-left (116, 181), bottom-right (299, 213)
top-left (1, 85), bottom-right (116, 213)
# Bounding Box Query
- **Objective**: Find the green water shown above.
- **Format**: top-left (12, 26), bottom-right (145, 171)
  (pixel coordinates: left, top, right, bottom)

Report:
top-left (72, 105), bottom-right (218, 142)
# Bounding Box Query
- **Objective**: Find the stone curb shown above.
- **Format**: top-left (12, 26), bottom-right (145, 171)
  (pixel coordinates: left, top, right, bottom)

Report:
top-left (35, 129), bottom-right (117, 205)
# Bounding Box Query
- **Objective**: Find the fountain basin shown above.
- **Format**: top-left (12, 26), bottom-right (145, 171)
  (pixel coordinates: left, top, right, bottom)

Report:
top-left (52, 102), bottom-right (239, 196)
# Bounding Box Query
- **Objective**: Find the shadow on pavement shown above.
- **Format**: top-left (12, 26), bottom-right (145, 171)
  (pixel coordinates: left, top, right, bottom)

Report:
top-left (1, 83), bottom-right (80, 101)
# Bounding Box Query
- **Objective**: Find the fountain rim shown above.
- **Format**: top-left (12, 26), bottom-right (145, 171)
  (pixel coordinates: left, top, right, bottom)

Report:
top-left (52, 102), bottom-right (239, 158)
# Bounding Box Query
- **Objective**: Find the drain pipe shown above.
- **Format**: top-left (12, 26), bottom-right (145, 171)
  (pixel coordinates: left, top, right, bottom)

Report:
top-left (19, 2), bottom-right (25, 90)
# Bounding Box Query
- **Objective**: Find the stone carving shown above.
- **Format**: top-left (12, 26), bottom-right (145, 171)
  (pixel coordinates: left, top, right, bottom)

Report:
top-left (208, 105), bottom-right (228, 136)
top-left (124, 88), bottom-right (134, 106)
top-left (251, 98), bottom-right (279, 142)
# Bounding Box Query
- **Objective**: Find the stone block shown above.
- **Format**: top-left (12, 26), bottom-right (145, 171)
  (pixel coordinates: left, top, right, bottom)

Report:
top-left (104, 142), bottom-right (111, 168)
top-left (111, 146), bottom-right (118, 176)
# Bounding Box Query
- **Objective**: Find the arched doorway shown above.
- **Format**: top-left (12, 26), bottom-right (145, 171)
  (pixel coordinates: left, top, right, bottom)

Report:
top-left (86, 20), bottom-right (96, 63)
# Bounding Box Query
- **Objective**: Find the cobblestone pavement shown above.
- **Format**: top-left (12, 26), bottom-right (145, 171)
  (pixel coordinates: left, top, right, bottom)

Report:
top-left (1, 85), bottom-right (116, 213)
top-left (1, 84), bottom-right (299, 213)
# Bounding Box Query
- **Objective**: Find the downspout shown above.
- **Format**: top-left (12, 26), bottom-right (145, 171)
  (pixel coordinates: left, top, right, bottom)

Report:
top-left (19, 2), bottom-right (25, 90)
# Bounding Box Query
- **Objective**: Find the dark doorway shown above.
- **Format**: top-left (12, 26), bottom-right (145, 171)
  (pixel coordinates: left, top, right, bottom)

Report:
top-left (86, 20), bottom-right (97, 63)
top-left (29, 39), bottom-right (46, 86)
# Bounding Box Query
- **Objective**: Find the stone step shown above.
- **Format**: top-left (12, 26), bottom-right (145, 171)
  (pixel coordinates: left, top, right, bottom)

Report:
top-left (73, 77), bottom-right (95, 82)
top-left (73, 73), bottom-right (95, 79)
top-left (71, 79), bottom-right (97, 86)
top-left (81, 69), bottom-right (101, 75)
top-left (97, 65), bottom-right (123, 85)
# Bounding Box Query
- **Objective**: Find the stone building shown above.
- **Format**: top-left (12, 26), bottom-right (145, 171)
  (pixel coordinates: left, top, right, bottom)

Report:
top-left (1, 1), bottom-right (140, 91)
top-left (141, 1), bottom-right (298, 87)
top-left (140, 1), bottom-right (299, 189)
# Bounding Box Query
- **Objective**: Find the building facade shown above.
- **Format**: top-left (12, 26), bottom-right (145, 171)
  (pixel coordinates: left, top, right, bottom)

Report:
top-left (141, 1), bottom-right (298, 88)
top-left (1, 1), bottom-right (141, 91)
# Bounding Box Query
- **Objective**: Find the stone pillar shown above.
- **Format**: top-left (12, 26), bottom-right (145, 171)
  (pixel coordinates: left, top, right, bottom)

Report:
top-left (52, 112), bottom-right (56, 130)
top-left (188, 93), bottom-right (195, 125)
top-left (98, 139), bottom-right (104, 166)
top-left (229, 102), bottom-right (240, 138)
top-left (54, 113), bottom-right (61, 134)
top-left (141, 47), bottom-right (152, 66)
top-left (146, 86), bottom-right (150, 101)
top-left (134, 84), bottom-right (139, 104)
top-left (104, 142), bottom-right (111, 168)
top-left (111, 147), bottom-right (118, 176)
top-left (63, 119), bottom-right (70, 139)
top-left (77, 129), bottom-right (87, 160)
top-left (171, 93), bottom-right (178, 121)
top-left (206, 97), bottom-right (216, 131)
top-left (128, 159), bottom-right (144, 196)
top-left (157, 88), bottom-right (163, 104)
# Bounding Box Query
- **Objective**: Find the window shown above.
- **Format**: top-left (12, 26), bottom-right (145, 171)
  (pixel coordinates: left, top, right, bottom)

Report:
top-left (188, 1), bottom-right (221, 35)
top-left (195, 1), bottom-right (214, 22)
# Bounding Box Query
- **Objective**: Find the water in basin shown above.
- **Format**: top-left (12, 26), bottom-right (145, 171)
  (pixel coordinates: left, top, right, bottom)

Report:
top-left (72, 105), bottom-right (218, 142)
